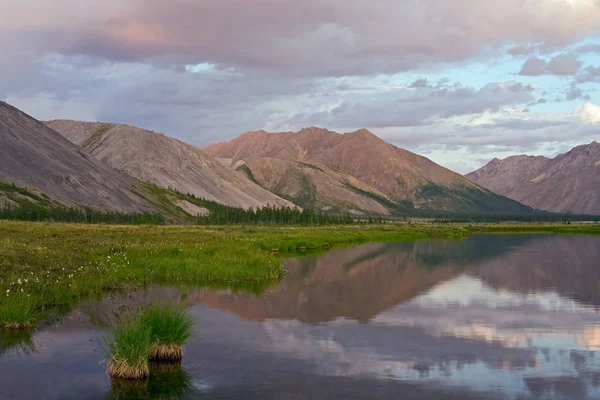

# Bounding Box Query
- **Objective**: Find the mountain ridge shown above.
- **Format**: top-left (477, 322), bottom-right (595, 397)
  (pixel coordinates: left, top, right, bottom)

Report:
top-left (466, 142), bottom-right (600, 214)
top-left (205, 127), bottom-right (535, 215)
top-left (46, 120), bottom-right (295, 210)
top-left (0, 101), bottom-right (153, 212)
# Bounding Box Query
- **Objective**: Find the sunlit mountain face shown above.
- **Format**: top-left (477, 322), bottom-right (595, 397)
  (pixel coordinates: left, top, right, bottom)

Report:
top-left (2, 234), bottom-right (600, 399)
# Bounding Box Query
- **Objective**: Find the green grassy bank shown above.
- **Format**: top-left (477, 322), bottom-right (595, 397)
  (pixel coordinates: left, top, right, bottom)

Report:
top-left (1, 220), bottom-right (598, 329)
top-left (467, 223), bottom-right (600, 235)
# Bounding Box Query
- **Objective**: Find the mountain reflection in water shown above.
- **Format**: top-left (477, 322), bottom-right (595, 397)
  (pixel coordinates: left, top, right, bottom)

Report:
top-left (1, 234), bottom-right (600, 400)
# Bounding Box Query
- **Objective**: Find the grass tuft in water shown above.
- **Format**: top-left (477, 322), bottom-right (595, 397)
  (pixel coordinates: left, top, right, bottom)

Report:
top-left (140, 305), bottom-right (194, 361)
top-left (0, 295), bottom-right (39, 330)
top-left (105, 320), bottom-right (152, 380)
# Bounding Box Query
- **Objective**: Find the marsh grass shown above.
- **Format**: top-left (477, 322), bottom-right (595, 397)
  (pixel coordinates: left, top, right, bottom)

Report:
top-left (140, 305), bottom-right (194, 361)
top-left (105, 320), bottom-right (152, 380)
top-left (3, 220), bottom-right (594, 329)
top-left (0, 294), bottom-right (39, 330)
top-left (468, 224), bottom-right (600, 235)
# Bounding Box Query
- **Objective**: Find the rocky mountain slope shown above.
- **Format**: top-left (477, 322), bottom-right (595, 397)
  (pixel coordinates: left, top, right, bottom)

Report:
top-left (46, 120), bottom-right (294, 210)
top-left (205, 127), bottom-right (534, 215)
top-left (466, 142), bottom-right (600, 214)
top-left (0, 101), bottom-right (153, 212)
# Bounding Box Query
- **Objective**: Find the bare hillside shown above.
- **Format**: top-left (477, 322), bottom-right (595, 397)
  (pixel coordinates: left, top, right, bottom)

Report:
top-left (0, 101), bottom-right (152, 212)
top-left (47, 120), bottom-right (294, 210)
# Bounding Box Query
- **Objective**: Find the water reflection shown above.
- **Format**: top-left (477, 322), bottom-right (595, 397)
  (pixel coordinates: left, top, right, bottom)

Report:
top-left (196, 235), bottom-right (534, 324)
top-left (106, 362), bottom-right (194, 400)
top-left (1, 234), bottom-right (600, 399)
top-left (0, 329), bottom-right (35, 357)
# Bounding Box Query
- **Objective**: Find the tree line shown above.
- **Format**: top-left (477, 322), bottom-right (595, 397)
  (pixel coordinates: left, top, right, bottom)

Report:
top-left (2, 186), bottom-right (598, 226)
top-left (190, 201), bottom-right (356, 225)
top-left (0, 202), bottom-right (165, 224)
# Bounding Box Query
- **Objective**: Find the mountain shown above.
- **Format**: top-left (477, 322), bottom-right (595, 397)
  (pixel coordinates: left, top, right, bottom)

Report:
top-left (0, 101), bottom-right (153, 212)
top-left (204, 127), bottom-right (535, 215)
top-left (46, 120), bottom-right (294, 210)
top-left (466, 142), bottom-right (600, 214)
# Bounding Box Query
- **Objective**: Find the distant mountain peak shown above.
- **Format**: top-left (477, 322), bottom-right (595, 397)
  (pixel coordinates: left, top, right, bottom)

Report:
top-left (345, 128), bottom-right (380, 140)
top-left (204, 127), bottom-right (534, 215)
top-left (467, 142), bottom-right (600, 214)
top-left (349, 128), bottom-right (374, 135)
top-left (298, 126), bottom-right (332, 133)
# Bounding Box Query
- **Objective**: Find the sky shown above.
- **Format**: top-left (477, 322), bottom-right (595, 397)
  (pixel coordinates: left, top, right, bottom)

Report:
top-left (2, 0), bottom-right (600, 173)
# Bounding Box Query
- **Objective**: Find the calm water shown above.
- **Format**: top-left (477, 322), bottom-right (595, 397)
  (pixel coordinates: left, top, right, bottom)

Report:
top-left (1, 234), bottom-right (600, 399)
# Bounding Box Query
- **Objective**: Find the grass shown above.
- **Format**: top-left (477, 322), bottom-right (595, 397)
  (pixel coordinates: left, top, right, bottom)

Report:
top-left (0, 220), bottom-right (597, 330)
top-left (0, 182), bottom-right (48, 205)
top-left (416, 182), bottom-right (536, 214)
top-left (235, 164), bottom-right (260, 185)
top-left (276, 172), bottom-right (318, 209)
top-left (140, 305), bottom-right (194, 361)
top-left (344, 182), bottom-right (415, 215)
top-left (0, 294), bottom-right (38, 330)
top-left (104, 305), bottom-right (194, 381)
top-left (105, 319), bottom-right (152, 380)
top-left (82, 123), bottom-right (112, 152)
top-left (468, 223), bottom-right (600, 235)
top-left (298, 161), bottom-right (325, 173)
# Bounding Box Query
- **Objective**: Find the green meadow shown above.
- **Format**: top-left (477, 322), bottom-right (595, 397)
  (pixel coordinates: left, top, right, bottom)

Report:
top-left (0, 220), bottom-right (598, 329)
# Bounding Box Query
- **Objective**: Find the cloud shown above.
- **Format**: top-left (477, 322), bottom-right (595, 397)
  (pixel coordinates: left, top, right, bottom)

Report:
top-left (1, 54), bottom-right (322, 145)
top-left (576, 65), bottom-right (600, 82)
top-left (575, 103), bottom-right (600, 124)
top-left (3, 0), bottom-right (600, 77)
top-left (519, 54), bottom-right (582, 76)
top-left (519, 57), bottom-right (548, 76)
top-left (548, 53), bottom-right (583, 75)
top-left (507, 45), bottom-right (538, 56)
top-left (565, 85), bottom-right (591, 101)
top-left (370, 106), bottom-right (600, 171)
top-left (408, 79), bottom-right (430, 88)
top-left (477, 118), bottom-right (569, 131)
top-left (288, 81), bottom-right (536, 129)
top-left (526, 98), bottom-right (548, 107)
top-left (575, 43), bottom-right (600, 54)
top-left (5, 92), bottom-right (97, 122)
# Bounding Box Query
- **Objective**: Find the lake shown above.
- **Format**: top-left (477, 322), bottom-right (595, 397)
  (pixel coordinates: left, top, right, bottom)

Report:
top-left (1, 234), bottom-right (600, 399)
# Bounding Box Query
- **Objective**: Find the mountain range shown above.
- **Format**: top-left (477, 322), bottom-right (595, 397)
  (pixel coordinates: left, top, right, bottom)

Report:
top-left (204, 127), bottom-right (533, 215)
top-left (46, 120), bottom-right (293, 210)
top-left (1, 100), bottom-right (598, 218)
top-left (467, 142), bottom-right (600, 214)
